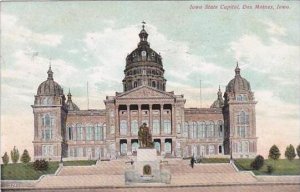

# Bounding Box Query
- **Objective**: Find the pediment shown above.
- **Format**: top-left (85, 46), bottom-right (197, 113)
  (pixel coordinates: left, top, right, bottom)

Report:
top-left (116, 86), bottom-right (174, 99)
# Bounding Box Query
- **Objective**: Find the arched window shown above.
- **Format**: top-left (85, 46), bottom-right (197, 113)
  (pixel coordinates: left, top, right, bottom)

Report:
top-left (133, 81), bottom-right (137, 88)
top-left (206, 121), bottom-right (214, 137)
top-left (120, 120), bottom-right (127, 135)
top-left (152, 81), bottom-right (156, 88)
top-left (197, 121), bottom-right (205, 138)
top-left (131, 120), bottom-right (138, 135)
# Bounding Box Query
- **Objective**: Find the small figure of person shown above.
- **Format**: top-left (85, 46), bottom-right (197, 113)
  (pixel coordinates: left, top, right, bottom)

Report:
top-left (130, 159), bottom-right (134, 165)
top-left (190, 155), bottom-right (195, 168)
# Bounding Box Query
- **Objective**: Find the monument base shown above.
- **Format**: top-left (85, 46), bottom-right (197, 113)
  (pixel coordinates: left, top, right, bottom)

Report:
top-left (125, 148), bottom-right (171, 184)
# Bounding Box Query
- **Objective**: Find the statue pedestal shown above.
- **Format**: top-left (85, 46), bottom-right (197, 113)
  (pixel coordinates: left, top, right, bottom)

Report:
top-left (125, 148), bottom-right (171, 184)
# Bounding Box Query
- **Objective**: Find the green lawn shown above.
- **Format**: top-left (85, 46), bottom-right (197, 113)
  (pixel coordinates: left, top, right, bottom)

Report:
top-left (63, 160), bottom-right (96, 166)
top-left (235, 159), bottom-right (300, 175)
top-left (1, 162), bottom-right (59, 180)
top-left (198, 158), bottom-right (230, 163)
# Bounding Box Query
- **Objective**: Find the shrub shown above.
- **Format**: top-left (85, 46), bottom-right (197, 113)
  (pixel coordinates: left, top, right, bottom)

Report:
top-left (2, 152), bottom-right (9, 165)
top-left (267, 165), bottom-right (274, 174)
top-left (296, 144), bottom-right (300, 159)
top-left (33, 159), bottom-right (49, 171)
top-left (21, 149), bottom-right (31, 164)
top-left (251, 155), bottom-right (264, 170)
top-left (285, 144), bottom-right (296, 161)
top-left (10, 146), bottom-right (19, 164)
top-left (268, 145), bottom-right (281, 160)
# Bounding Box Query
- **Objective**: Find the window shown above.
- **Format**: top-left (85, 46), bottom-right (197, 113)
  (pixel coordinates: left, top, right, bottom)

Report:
top-left (86, 125), bottom-right (93, 141)
top-left (134, 81), bottom-right (137, 88)
top-left (165, 141), bottom-right (172, 153)
top-left (237, 111), bottom-right (249, 138)
top-left (153, 119), bottom-right (160, 135)
top-left (154, 141), bottom-right (161, 153)
top-left (77, 148), bottom-right (83, 157)
top-left (176, 123), bottom-right (181, 134)
top-left (131, 120), bottom-right (138, 135)
top-left (197, 122), bottom-right (205, 138)
top-left (183, 122), bottom-right (188, 137)
top-left (42, 114), bottom-right (53, 140)
top-left (95, 124), bottom-right (103, 140)
top-left (218, 121), bottom-right (223, 137)
top-left (132, 142), bottom-right (139, 153)
top-left (189, 122), bottom-right (196, 139)
top-left (206, 121), bottom-right (214, 137)
top-left (219, 145), bottom-right (223, 154)
top-left (152, 81), bottom-right (156, 88)
top-left (242, 141), bottom-right (249, 153)
top-left (237, 94), bottom-right (248, 101)
top-left (42, 145), bottom-right (53, 157)
top-left (120, 120), bottom-right (127, 135)
top-left (237, 142), bottom-right (242, 153)
top-left (45, 114), bottom-right (51, 127)
top-left (209, 145), bottom-right (215, 155)
top-left (68, 127), bottom-right (72, 140)
top-left (163, 120), bottom-right (171, 134)
top-left (76, 124), bottom-right (83, 140)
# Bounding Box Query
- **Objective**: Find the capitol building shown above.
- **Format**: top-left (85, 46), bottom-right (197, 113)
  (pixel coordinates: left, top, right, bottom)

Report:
top-left (32, 25), bottom-right (257, 161)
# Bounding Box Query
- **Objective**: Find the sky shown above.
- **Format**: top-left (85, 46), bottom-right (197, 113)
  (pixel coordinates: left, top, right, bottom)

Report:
top-left (1, 1), bottom-right (299, 159)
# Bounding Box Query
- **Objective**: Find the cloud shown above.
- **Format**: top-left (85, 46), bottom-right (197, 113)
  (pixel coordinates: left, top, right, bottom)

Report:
top-left (262, 20), bottom-right (287, 36)
top-left (2, 14), bottom-right (62, 47)
top-left (82, 24), bottom-right (229, 108)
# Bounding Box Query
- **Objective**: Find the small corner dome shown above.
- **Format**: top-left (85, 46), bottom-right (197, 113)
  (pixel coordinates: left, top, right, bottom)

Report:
top-left (66, 91), bottom-right (80, 111)
top-left (37, 67), bottom-right (64, 96)
top-left (226, 64), bottom-right (251, 93)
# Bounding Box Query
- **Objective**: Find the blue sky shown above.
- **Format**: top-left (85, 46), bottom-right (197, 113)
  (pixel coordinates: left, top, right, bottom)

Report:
top-left (1, 1), bottom-right (299, 157)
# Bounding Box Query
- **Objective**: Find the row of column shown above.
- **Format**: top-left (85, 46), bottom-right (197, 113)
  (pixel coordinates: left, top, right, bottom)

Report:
top-left (115, 104), bottom-right (176, 136)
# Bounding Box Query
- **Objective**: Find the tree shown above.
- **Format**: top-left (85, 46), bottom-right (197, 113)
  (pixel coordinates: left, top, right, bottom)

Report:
top-left (20, 149), bottom-right (31, 164)
top-left (285, 144), bottom-right (296, 161)
top-left (10, 146), bottom-right (19, 164)
top-left (2, 152), bottom-right (9, 165)
top-left (268, 145), bottom-right (281, 160)
top-left (251, 155), bottom-right (264, 170)
top-left (33, 160), bottom-right (48, 171)
top-left (296, 144), bottom-right (300, 159)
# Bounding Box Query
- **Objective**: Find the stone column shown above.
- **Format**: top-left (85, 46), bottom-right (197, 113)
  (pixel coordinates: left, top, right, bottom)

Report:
top-left (161, 139), bottom-right (165, 156)
top-left (172, 139), bottom-right (176, 156)
top-left (138, 104), bottom-right (142, 126)
top-left (149, 104), bottom-right (153, 132)
top-left (171, 104), bottom-right (175, 136)
top-left (127, 139), bottom-right (132, 155)
top-left (160, 104), bottom-right (164, 135)
top-left (115, 105), bottom-right (120, 137)
top-left (127, 105), bottom-right (131, 136)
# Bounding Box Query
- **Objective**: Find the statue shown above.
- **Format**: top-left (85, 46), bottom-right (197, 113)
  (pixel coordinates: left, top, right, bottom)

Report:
top-left (138, 123), bottom-right (153, 148)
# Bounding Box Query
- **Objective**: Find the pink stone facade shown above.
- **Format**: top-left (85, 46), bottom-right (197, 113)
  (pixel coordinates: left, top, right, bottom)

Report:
top-left (32, 25), bottom-right (257, 161)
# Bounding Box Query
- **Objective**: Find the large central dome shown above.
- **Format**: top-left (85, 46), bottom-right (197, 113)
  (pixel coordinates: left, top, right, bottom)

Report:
top-left (122, 24), bottom-right (166, 92)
